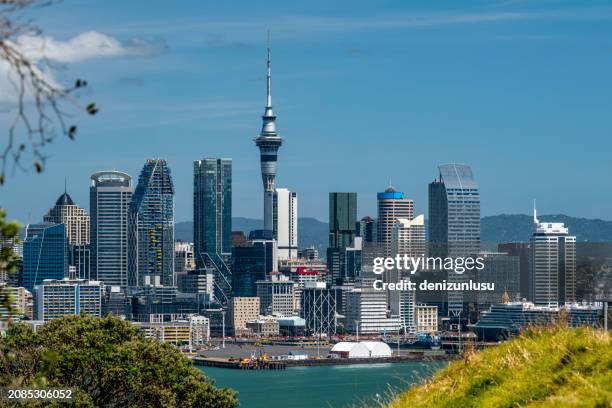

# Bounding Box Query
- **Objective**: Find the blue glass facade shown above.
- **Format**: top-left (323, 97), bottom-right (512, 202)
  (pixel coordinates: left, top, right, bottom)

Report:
top-left (231, 240), bottom-right (275, 297)
top-left (376, 191), bottom-right (405, 200)
top-left (128, 159), bottom-right (175, 287)
top-left (22, 223), bottom-right (68, 292)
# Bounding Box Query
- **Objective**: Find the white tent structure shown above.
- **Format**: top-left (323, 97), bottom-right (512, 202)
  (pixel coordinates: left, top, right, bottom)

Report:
top-left (330, 341), bottom-right (393, 359)
top-left (361, 341), bottom-right (393, 358)
top-left (329, 342), bottom-right (370, 358)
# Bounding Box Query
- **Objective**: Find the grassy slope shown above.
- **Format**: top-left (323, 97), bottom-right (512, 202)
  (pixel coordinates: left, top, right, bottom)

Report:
top-left (389, 326), bottom-right (611, 408)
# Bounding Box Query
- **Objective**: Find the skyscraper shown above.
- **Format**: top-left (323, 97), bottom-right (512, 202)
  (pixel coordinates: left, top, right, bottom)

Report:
top-left (328, 192), bottom-right (357, 249)
top-left (273, 188), bottom-right (298, 260)
top-left (377, 186), bottom-right (413, 256)
top-left (44, 192), bottom-right (90, 246)
top-left (193, 158), bottom-right (232, 303)
top-left (428, 164), bottom-right (481, 258)
top-left (43, 191), bottom-right (91, 281)
top-left (428, 164), bottom-right (481, 319)
top-left (530, 208), bottom-right (576, 306)
top-left (254, 45), bottom-right (282, 232)
top-left (22, 223), bottom-right (68, 292)
top-left (390, 217), bottom-right (424, 327)
top-left (129, 159), bottom-right (175, 287)
top-left (327, 192), bottom-right (357, 285)
top-left (90, 171), bottom-right (133, 287)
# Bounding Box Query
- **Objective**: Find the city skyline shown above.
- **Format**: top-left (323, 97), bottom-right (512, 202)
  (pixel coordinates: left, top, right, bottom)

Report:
top-left (3, 0), bottom-right (612, 223)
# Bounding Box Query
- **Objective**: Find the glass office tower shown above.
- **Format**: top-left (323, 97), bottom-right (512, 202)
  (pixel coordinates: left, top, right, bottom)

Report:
top-left (90, 171), bottom-right (133, 287)
top-left (328, 192), bottom-right (357, 249)
top-left (428, 164), bottom-right (481, 258)
top-left (22, 223), bottom-right (68, 292)
top-left (327, 192), bottom-right (358, 286)
top-left (232, 240), bottom-right (276, 297)
top-left (193, 158), bottom-right (232, 303)
top-left (428, 164), bottom-right (481, 319)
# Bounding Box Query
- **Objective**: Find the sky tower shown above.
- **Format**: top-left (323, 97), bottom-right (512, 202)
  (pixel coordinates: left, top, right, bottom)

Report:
top-left (254, 41), bottom-right (283, 232)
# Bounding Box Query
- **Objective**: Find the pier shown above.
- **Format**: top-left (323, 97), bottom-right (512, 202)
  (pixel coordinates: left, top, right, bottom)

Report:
top-left (192, 350), bottom-right (450, 370)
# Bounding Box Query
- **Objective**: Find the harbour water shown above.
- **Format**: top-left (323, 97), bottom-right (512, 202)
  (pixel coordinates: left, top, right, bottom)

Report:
top-left (198, 361), bottom-right (445, 408)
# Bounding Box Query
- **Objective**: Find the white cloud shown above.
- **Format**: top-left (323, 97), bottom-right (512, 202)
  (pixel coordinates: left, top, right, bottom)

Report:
top-left (0, 31), bottom-right (163, 105)
top-left (15, 31), bottom-right (165, 63)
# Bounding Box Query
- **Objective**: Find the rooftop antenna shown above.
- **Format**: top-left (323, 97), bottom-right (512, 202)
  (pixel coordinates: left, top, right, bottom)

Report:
top-left (533, 199), bottom-right (539, 224)
top-left (64, 177), bottom-right (67, 194)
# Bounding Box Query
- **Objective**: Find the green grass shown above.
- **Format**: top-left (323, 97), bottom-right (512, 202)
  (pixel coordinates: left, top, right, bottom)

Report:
top-left (389, 326), bottom-right (612, 408)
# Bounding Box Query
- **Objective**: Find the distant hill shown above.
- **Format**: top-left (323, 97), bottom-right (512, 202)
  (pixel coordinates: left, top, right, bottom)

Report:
top-left (482, 214), bottom-right (612, 243)
top-left (177, 214), bottom-right (612, 251)
top-left (175, 217), bottom-right (328, 252)
top-left (18, 214), bottom-right (612, 250)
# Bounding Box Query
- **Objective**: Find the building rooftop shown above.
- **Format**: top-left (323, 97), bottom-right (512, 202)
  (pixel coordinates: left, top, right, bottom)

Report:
top-left (55, 192), bottom-right (75, 206)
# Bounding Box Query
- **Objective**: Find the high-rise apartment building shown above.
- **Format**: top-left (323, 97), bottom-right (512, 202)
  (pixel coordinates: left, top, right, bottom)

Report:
top-left (273, 188), bottom-right (298, 260)
top-left (530, 210), bottom-right (576, 306)
top-left (377, 186), bottom-right (413, 256)
top-left (128, 160), bottom-right (175, 287)
top-left (44, 192), bottom-right (91, 281)
top-left (44, 192), bottom-right (90, 246)
top-left (90, 171), bottom-right (133, 287)
top-left (22, 223), bottom-right (68, 292)
top-left (193, 158), bottom-right (232, 303)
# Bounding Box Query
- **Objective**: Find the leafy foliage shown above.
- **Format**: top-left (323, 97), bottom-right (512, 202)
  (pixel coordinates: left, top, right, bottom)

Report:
top-left (389, 326), bottom-right (612, 408)
top-left (0, 315), bottom-right (238, 407)
top-left (0, 208), bottom-right (20, 316)
top-left (0, 1), bottom-right (98, 181)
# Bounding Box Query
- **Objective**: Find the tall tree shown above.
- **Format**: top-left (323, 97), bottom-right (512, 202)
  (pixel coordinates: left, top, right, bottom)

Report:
top-left (0, 315), bottom-right (238, 407)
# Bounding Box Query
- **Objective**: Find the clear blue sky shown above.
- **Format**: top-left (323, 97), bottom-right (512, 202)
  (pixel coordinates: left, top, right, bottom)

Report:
top-left (2, 0), bottom-right (612, 223)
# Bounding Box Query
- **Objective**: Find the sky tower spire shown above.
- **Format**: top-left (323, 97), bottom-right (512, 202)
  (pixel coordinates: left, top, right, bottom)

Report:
top-left (266, 31), bottom-right (272, 108)
top-left (255, 33), bottom-right (283, 232)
